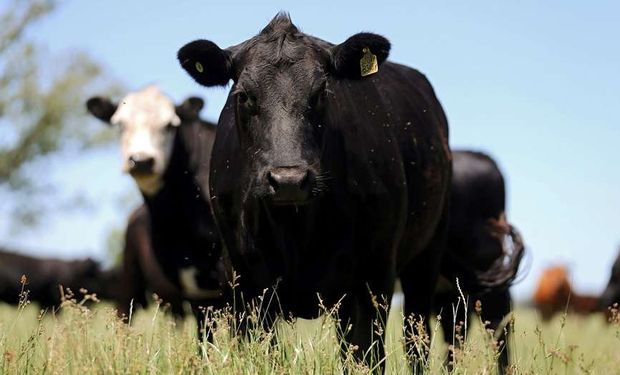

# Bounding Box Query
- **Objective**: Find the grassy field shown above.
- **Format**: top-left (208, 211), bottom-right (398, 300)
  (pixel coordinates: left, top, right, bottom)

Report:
top-left (0, 289), bottom-right (618, 374)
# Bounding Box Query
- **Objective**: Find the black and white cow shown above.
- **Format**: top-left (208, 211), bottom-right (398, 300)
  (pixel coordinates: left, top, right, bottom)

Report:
top-left (177, 14), bottom-right (451, 371)
top-left (86, 86), bottom-right (222, 337)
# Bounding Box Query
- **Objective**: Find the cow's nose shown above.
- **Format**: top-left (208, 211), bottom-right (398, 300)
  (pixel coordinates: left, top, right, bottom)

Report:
top-left (267, 166), bottom-right (310, 204)
top-left (128, 154), bottom-right (155, 175)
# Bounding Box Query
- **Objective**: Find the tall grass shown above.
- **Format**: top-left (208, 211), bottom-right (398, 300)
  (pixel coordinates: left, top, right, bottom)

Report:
top-left (1, 287), bottom-right (619, 374)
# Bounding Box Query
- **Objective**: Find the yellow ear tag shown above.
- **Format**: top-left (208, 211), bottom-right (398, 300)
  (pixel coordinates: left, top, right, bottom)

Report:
top-left (195, 62), bottom-right (204, 73)
top-left (360, 47), bottom-right (379, 77)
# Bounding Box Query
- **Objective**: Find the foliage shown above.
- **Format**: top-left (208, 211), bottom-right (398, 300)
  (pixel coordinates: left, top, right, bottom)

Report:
top-left (0, 0), bottom-right (123, 229)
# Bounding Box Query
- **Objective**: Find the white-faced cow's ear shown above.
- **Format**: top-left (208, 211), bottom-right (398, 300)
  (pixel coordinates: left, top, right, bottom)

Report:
top-left (178, 40), bottom-right (233, 87)
top-left (330, 33), bottom-right (391, 79)
top-left (86, 96), bottom-right (118, 124)
top-left (176, 96), bottom-right (204, 121)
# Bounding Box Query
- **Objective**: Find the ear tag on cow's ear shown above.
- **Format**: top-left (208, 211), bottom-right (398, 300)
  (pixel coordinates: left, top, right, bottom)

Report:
top-left (195, 62), bottom-right (204, 73)
top-left (360, 47), bottom-right (379, 77)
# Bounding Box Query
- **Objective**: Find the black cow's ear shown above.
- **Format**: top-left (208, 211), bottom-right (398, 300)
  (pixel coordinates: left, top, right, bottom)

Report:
top-left (178, 40), bottom-right (233, 87)
top-left (176, 96), bottom-right (205, 121)
top-left (330, 33), bottom-right (391, 79)
top-left (86, 97), bottom-right (118, 124)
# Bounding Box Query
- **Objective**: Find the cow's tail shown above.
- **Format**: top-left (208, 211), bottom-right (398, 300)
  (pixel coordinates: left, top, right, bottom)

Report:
top-left (475, 223), bottom-right (526, 291)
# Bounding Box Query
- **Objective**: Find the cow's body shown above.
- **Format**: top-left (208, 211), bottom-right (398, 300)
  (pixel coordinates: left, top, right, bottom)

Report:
top-left (178, 14), bottom-right (451, 370)
top-left (86, 88), bottom-right (223, 336)
top-left (533, 265), bottom-right (600, 320)
top-left (212, 61), bottom-right (450, 315)
top-left (0, 249), bottom-right (118, 308)
top-left (434, 150), bottom-right (525, 374)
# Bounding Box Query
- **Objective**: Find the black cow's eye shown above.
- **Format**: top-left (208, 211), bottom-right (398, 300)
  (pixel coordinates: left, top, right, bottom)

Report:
top-left (238, 92), bottom-right (249, 105)
top-left (237, 91), bottom-right (258, 116)
top-left (309, 81), bottom-right (327, 110)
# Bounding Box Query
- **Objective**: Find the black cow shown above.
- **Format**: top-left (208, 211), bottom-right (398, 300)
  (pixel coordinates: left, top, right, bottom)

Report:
top-left (600, 247), bottom-right (620, 311)
top-left (86, 87), bottom-right (223, 338)
top-left (0, 248), bottom-right (119, 309)
top-left (435, 150), bottom-right (525, 374)
top-left (178, 14), bottom-right (452, 370)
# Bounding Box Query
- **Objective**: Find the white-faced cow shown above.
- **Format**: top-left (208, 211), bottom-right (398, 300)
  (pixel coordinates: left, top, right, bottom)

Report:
top-left (177, 14), bottom-right (451, 371)
top-left (86, 86), bottom-right (222, 338)
top-left (435, 150), bottom-right (525, 374)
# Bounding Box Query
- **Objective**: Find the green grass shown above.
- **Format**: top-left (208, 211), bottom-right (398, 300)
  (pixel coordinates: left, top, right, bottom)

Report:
top-left (0, 290), bottom-right (619, 374)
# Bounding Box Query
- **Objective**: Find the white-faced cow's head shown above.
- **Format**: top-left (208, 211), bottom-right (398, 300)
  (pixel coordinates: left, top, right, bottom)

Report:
top-left (86, 85), bottom-right (203, 196)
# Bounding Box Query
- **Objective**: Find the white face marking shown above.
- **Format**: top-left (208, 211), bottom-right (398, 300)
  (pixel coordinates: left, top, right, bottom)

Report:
top-left (111, 85), bottom-right (181, 196)
top-left (179, 267), bottom-right (221, 299)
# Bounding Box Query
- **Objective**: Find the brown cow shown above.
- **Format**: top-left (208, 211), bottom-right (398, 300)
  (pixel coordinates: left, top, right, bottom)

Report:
top-left (532, 265), bottom-right (599, 320)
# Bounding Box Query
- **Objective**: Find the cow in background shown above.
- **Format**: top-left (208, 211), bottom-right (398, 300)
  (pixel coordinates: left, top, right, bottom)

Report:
top-left (86, 86), bottom-right (222, 338)
top-left (0, 248), bottom-right (119, 309)
top-left (434, 150), bottom-right (525, 374)
top-left (600, 247), bottom-right (620, 313)
top-left (533, 265), bottom-right (599, 320)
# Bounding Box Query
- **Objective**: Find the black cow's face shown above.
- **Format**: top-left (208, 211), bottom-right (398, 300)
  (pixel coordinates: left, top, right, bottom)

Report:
top-left (230, 44), bottom-right (328, 204)
top-left (178, 14), bottom-right (390, 205)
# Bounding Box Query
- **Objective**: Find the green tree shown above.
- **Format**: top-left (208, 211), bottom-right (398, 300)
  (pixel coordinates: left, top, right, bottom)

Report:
top-left (0, 0), bottom-right (123, 229)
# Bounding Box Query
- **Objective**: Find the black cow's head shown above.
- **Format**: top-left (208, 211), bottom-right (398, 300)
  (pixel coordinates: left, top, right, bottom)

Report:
top-left (178, 13), bottom-right (390, 205)
top-left (86, 86), bottom-right (205, 196)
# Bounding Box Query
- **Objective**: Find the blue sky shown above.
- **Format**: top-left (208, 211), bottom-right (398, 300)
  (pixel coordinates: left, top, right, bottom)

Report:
top-left (1, 0), bottom-right (618, 299)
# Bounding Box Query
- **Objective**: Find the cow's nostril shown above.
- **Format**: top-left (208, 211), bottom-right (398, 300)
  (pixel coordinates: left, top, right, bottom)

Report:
top-left (267, 171), bottom-right (280, 191)
top-left (266, 167), bottom-right (311, 202)
top-left (299, 170), bottom-right (309, 190)
top-left (128, 155), bottom-right (155, 174)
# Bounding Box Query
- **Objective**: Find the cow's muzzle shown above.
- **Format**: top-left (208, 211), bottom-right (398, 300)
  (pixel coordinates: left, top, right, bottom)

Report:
top-left (128, 154), bottom-right (155, 176)
top-left (266, 166), bottom-right (312, 205)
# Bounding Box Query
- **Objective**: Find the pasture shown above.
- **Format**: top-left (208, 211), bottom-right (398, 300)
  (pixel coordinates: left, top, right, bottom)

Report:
top-left (1, 289), bottom-right (618, 374)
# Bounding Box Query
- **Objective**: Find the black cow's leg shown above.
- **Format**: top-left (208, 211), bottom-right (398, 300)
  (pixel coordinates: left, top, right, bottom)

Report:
top-left (337, 284), bottom-right (393, 374)
top-left (169, 296), bottom-right (186, 323)
top-left (433, 289), bottom-right (466, 371)
top-left (477, 289), bottom-right (512, 375)
top-left (117, 241), bottom-right (148, 322)
top-left (230, 287), bottom-right (279, 346)
top-left (190, 301), bottom-right (213, 343)
top-left (400, 212), bottom-right (449, 373)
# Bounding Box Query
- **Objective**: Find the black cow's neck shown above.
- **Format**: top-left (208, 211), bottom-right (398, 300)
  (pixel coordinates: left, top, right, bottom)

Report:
top-left (141, 125), bottom-right (209, 253)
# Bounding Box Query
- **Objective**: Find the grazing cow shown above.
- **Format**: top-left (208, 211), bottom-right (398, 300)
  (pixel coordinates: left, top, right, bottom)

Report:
top-left (0, 248), bottom-right (119, 309)
top-left (433, 150), bottom-right (525, 374)
top-left (86, 86), bottom-right (223, 336)
top-left (178, 13), bottom-right (451, 371)
top-left (601, 248), bottom-right (620, 311)
top-left (533, 265), bottom-right (599, 320)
